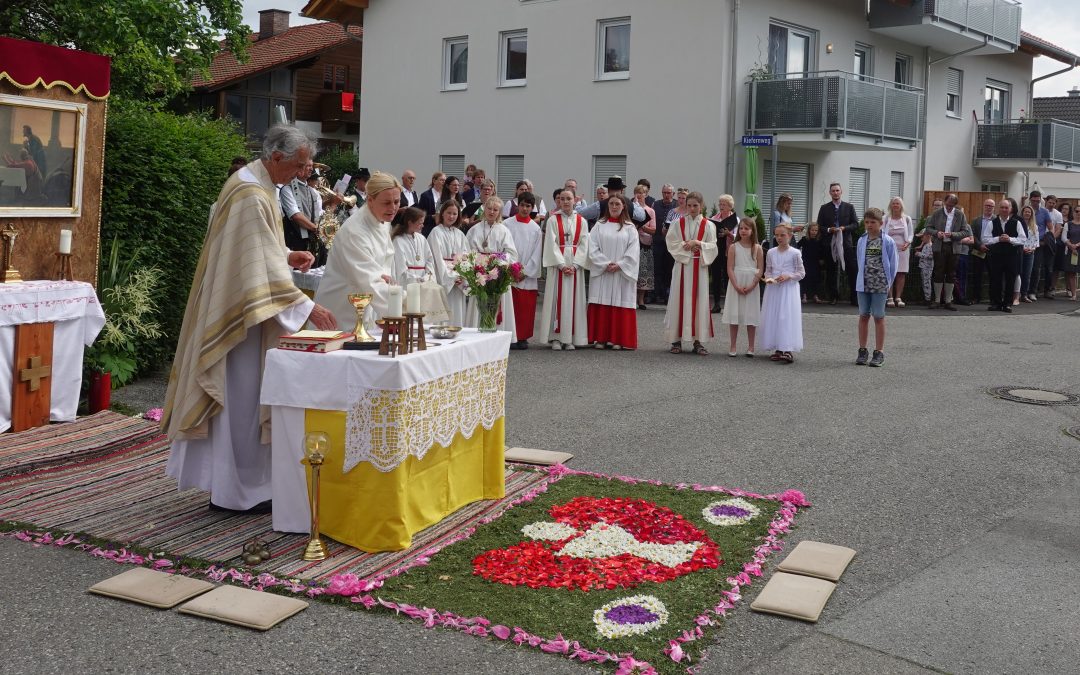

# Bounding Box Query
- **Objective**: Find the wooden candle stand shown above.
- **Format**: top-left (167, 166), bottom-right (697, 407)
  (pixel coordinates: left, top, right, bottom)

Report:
top-left (56, 252), bottom-right (74, 281)
top-left (403, 312), bottom-right (426, 353)
top-left (376, 317), bottom-right (407, 357)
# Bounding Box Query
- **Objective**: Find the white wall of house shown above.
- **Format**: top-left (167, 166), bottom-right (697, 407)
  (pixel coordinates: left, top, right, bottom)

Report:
top-left (357, 0), bottom-right (1039, 218)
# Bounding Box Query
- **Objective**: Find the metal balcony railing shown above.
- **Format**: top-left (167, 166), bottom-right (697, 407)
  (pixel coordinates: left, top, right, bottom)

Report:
top-left (927, 0), bottom-right (1022, 47)
top-left (976, 119), bottom-right (1080, 168)
top-left (746, 71), bottom-right (923, 145)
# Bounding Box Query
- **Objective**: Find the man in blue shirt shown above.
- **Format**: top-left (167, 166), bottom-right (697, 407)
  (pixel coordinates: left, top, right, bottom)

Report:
top-left (1029, 190), bottom-right (1055, 299)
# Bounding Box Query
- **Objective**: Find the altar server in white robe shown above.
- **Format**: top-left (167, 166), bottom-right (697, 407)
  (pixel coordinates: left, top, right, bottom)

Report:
top-left (465, 196), bottom-right (518, 338)
top-left (427, 200), bottom-right (469, 325)
top-left (539, 188), bottom-right (589, 349)
top-left (314, 172), bottom-right (401, 333)
top-left (665, 191), bottom-right (718, 355)
top-left (503, 191), bottom-right (543, 349)
top-left (391, 206), bottom-right (435, 285)
top-left (587, 195), bottom-right (639, 350)
top-left (163, 126), bottom-right (337, 512)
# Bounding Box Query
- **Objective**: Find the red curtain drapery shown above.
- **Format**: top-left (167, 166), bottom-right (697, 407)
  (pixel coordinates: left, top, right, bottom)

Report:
top-left (0, 36), bottom-right (111, 100)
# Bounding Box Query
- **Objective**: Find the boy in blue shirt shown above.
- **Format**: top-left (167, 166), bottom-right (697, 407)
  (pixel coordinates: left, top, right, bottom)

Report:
top-left (855, 208), bottom-right (899, 367)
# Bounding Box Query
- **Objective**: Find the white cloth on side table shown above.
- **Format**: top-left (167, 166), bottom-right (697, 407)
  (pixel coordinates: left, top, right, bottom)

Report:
top-left (0, 280), bottom-right (105, 433)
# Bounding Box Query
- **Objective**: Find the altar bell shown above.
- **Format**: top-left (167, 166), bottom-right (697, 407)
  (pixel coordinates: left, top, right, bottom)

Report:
top-left (539, 189), bottom-right (589, 350)
top-left (504, 192), bottom-right (543, 349)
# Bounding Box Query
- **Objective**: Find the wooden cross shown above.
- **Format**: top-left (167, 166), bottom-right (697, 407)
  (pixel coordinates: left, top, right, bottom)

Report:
top-left (19, 355), bottom-right (51, 392)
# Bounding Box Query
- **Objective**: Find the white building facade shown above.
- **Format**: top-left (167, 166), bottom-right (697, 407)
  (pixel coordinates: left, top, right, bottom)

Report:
top-left (352, 0), bottom-right (1075, 221)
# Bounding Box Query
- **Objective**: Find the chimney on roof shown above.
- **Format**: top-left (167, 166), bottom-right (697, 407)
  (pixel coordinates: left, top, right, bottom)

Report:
top-left (1069, 86), bottom-right (1080, 98)
top-left (258, 9), bottom-right (290, 40)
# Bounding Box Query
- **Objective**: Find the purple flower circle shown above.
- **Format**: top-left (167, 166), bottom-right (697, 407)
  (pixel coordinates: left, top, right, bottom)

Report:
top-left (605, 603), bottom-right (660, 625)
top-left (710, 504), bottom-right (752, 519)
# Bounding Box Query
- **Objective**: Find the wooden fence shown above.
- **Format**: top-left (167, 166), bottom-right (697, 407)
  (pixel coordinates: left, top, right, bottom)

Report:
top-left (922, 191), bottom-right (1006, 217)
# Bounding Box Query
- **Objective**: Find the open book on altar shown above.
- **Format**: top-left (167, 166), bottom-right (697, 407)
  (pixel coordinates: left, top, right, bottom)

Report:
top-left (278, 330), bottom-right (355, 353)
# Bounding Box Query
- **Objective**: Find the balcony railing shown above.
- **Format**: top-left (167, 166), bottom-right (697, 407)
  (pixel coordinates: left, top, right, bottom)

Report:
top-left (869, 0), bottom-right (1021, 52)
top-left (975, 119), bottom-right (1080, 169)
top-left (746, 71), bottom-right (923, 145)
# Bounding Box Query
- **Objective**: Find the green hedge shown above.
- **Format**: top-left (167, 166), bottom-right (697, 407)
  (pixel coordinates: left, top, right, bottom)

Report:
top-left (101, 101), bottom-right (247, 373)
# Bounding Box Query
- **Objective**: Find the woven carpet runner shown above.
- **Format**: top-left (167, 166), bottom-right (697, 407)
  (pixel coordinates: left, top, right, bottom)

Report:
top-left (0, 411), bottom-right (161, 478)
top-left (0, 419), bottom-right (547, 583)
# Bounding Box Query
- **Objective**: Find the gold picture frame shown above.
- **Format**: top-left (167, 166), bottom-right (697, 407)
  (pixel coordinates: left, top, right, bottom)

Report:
top-left (0, 93), bottom-right (87, 218)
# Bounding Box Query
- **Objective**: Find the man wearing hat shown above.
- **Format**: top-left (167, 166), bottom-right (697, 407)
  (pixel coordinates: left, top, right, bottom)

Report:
top-left (575, 175), bottom-right (646, 225)
top-left (350, 167), bottom-right (371, 209)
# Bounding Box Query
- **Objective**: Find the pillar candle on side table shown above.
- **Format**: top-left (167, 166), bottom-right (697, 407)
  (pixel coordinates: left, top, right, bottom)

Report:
top-left (387, 286), bottom-right (403, 317)
top-left (59, 230), bottom-right (72, 254)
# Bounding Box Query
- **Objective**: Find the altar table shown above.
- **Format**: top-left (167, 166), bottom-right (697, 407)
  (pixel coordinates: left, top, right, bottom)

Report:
top-left (0, 281), bottom-right (105, 433)
top-left (260, 329), bottom-right (511, 552)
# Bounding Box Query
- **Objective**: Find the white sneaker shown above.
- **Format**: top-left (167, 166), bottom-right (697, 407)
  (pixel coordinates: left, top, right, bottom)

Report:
top-left (1028, 293), bottom-right (1038, 302)
top-left (612, 344), bottom-right (622, 351)
top-left (564, 344), bottom-right (575, 351)
top-left (551, 340), bottom-right (562, 350)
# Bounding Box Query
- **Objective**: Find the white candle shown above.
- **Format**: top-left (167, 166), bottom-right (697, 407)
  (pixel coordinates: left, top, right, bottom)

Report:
top-left (59, 230), bottom-right (72, 254)
top-left (406, 282), bottom-right (422, 313)
top-left (387, 286), bottom-right (403, 317)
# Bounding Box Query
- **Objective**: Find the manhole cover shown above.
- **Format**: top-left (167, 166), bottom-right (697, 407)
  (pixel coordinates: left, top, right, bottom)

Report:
top-left (987, 386), bottom-right (1080, 406)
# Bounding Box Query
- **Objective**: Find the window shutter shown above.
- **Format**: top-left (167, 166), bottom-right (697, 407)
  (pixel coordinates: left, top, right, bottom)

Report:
top-left (439, 155), bottom-right (465, 180)
top-left (592, 155), bottom-right (628, 194)
top-left (764, 160), bottom-right (812, 230)
top-left (890, 171), bottom-right (904, 203)
top-left (495, 155), bottom-right (525, 199)
top-left (848, 168), bottom-right (869, 216)
top-left (946, 68), bottom-right (962, 96)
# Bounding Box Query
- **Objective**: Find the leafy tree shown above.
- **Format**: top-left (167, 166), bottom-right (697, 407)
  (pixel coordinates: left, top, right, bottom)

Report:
top-left (0, 0), bottom-right (248, 100)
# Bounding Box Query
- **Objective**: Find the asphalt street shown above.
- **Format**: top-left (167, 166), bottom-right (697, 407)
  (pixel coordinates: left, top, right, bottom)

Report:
top-left (3, 301), bottom-right (1079, 674)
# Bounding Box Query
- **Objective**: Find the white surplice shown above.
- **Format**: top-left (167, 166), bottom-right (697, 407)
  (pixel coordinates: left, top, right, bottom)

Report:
top-left (464, 220), bottom-right (518, 339)
top-left (538, 211), bottom-right (589, 345)
top-left (664, 215), bottom-right (718, 343)
top-left (392, 232), bottom-right (435, 286)
top-left (503, 216), bottom-right (543, 291)
top-left (587, 219), bottom-right (639, 309)
top-left (427, 224), bottom-right (469, 325)
top-left (314, 204), bottom-right (395, 333)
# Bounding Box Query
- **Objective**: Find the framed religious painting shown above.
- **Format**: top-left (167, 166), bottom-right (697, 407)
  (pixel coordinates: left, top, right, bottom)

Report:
top-left (0, 93), bottom-right (88, 218)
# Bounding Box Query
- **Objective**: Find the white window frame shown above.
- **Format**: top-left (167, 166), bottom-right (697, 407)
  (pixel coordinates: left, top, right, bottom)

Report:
top-left (596, 18), bottom-right (631, 81)
top-left (854, 43), bottom-right (874, 81)
top-left (848, 168), bottom-right (870, 217)
top-left (981, 181), bottom-right (1007, 192)
top-left (499, 30), bottom-right (528, 88)
top-left (890, 171), bottom-right (905, 202)
top-left (946, 67), bottom-right (963, 118)
top-left (442, 37), bottom-right (468, 91)
top-left (894, 53), bottom-right (912, 87)
top-left (943, 176), bottom-right (959, 191)
top-left (768, 20), bottom-right (817, 79)
top-left (984, 79), bottom-right (1011, 123)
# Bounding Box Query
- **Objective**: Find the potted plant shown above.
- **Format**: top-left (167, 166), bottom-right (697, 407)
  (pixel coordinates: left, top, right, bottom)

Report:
top-left (83, 237), bottom-right (164, 412)
top-left (451, 252), bottom-right (524, 331)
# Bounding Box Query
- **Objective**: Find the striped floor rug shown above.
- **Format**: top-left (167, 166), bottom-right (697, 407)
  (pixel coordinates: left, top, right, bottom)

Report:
top-left (0, 430), bottom-right (549, 583)
top-left (0, 411), bottom-right (161, 478)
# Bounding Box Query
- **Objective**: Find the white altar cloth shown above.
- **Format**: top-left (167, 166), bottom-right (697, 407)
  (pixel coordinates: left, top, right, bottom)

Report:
top-left (0, 280), bottom-right (106, 432)
top-left (260, 329), bottom-right (511, 533)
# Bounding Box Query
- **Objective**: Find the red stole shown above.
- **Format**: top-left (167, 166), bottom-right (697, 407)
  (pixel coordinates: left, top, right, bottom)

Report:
top-left (678, 216), bottom-right (709, 340)
top-left (554, 213), bottom-right (583, 334)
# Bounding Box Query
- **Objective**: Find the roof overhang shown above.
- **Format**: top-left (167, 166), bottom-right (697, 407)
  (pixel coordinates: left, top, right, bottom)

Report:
top-left (302, 0), bottom-right (368, 26)
top-left (1020, 31), bottom-right (1080, 66)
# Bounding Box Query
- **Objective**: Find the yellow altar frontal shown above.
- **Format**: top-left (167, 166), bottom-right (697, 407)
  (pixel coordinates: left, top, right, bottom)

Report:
top-left (305, 409), bottom-right (505, 552)
top-left (263, 329), bottom-right (512, 552)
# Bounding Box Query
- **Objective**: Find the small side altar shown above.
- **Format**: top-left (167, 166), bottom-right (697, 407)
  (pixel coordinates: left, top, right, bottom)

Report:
top-left (0, 280), bottom-right (105, 432)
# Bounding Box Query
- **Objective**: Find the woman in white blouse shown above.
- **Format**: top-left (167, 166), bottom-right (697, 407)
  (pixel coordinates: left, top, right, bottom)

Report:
top-left (884, 197), bottom-right (914, 308)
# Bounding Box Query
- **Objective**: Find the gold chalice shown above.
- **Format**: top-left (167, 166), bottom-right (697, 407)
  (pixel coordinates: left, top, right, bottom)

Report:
top-left (347, 293), bottom-right (376, 342)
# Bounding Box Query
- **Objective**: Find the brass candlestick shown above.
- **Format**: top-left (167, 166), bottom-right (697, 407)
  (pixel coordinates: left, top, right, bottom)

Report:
top-left (376, 316), bottom-right (407, 357)
top-left (347, 292), bottom-right (376, 342)
top-left (301, 431), bottom-right (330, 562)
top-left (403, 312), bottom-right (427, 352)
top-left (56, 252), bottom-right (74, 281)
top-left (1, 223), bottom-right (22, 283)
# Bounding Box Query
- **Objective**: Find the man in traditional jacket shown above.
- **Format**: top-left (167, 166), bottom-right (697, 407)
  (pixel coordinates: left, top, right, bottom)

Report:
top-left (163, 125), bottom-right (337, 513)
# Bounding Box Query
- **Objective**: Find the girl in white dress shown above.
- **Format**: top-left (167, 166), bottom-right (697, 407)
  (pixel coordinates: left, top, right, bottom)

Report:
top-left (664, 191), bottom-right (718, 355)
top-left (390, 206), bottom-right (434, 286)
top-left (539, 189), bottom-right (589, 349)
top-left (464, 196), bottom-right (518, 338)
top-left (759, 224), bottom-right (806, 363)
top-left (587, 195), bottom-right (639, 350)
top-left (426, 201), bottom-right (469, 325)
top-left (720, 218), bottom-right (764, 357)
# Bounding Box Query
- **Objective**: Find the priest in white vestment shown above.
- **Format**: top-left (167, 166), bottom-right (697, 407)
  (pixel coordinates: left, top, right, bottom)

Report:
top-left (539, 189), bottom-right (589, 349)
top-left (427, 203), bottom-right (471, 325)
top-left (664, 191), bottom-right (718, 353)
top-left (163, 126), bottom-right (337, 512)
top-left (465, 197), bottom-right (518, 338)
top-left (314, 172), bottom-right (403, 334)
